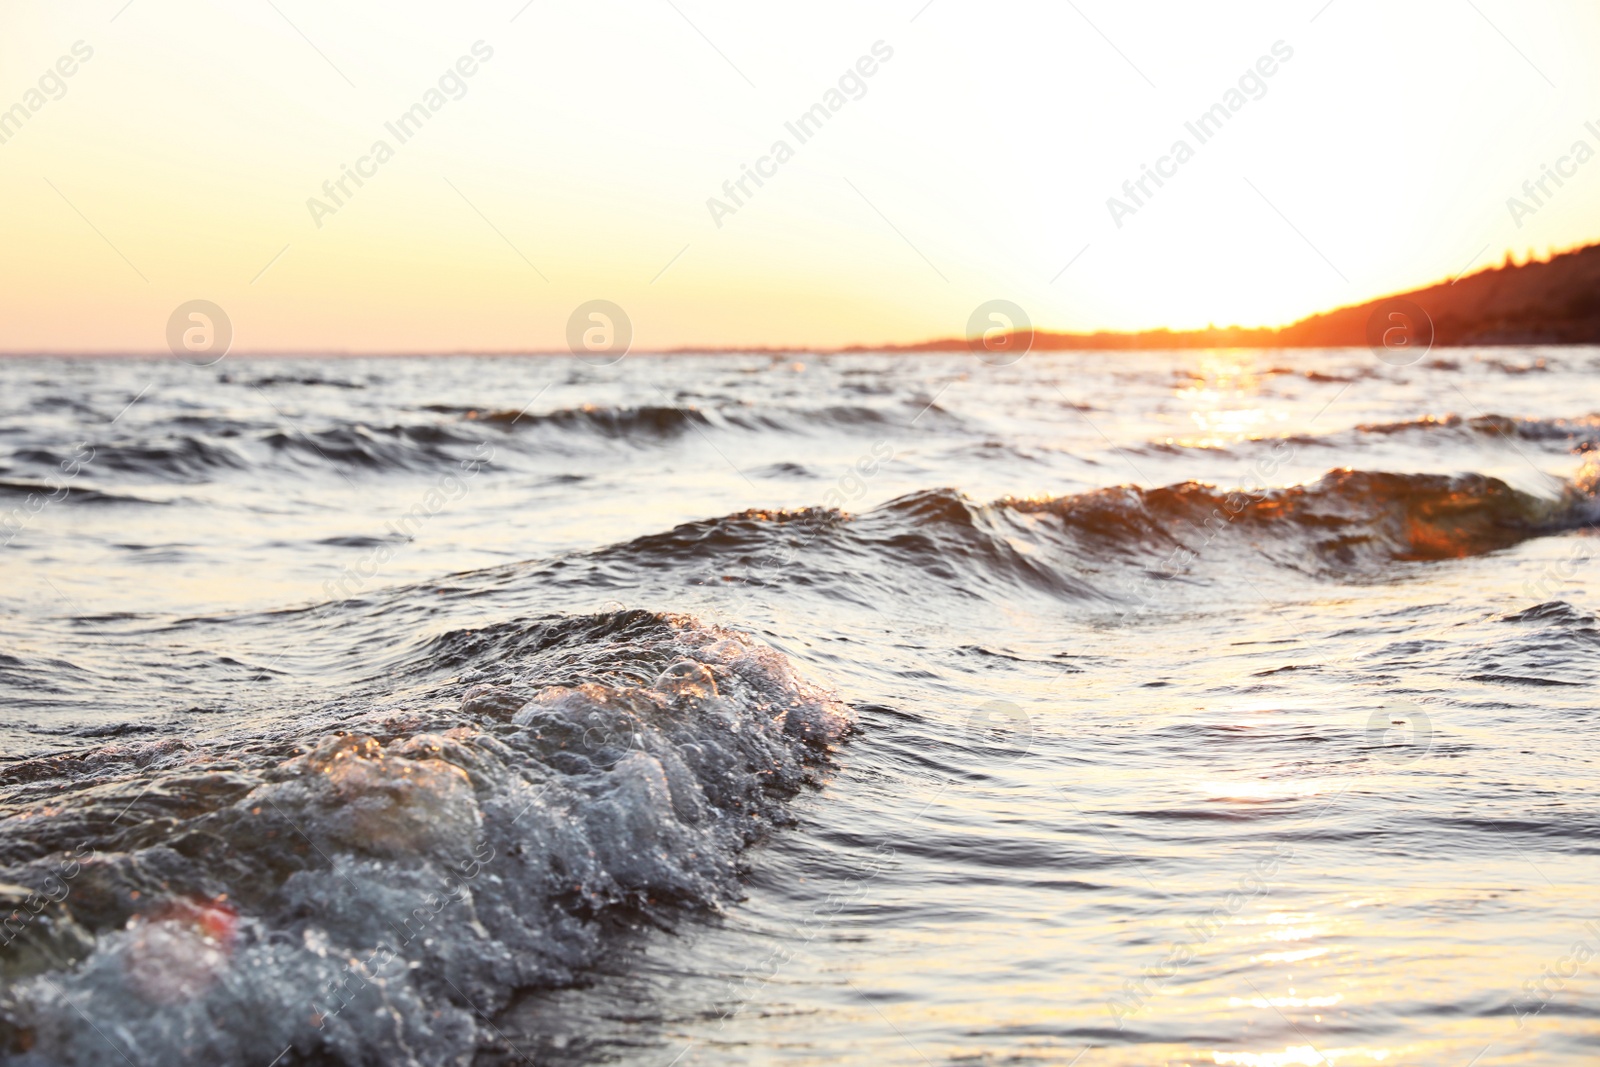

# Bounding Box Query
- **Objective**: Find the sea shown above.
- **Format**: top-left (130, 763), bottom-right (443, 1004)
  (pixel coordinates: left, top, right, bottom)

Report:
top-left (0, 346), bottom-right (1596, 1066)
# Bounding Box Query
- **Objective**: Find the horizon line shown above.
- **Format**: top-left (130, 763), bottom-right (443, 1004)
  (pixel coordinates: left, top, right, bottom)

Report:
top-left (3, 240), bottom-right (1590, 360)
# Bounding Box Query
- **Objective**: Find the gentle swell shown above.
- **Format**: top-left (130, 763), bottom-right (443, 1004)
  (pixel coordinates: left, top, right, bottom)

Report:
top-left (588, 468), bottom-right (1599, 605)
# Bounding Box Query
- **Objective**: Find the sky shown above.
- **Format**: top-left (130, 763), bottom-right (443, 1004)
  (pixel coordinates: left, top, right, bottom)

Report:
top-left (2, 0), bottom-right (1599, 353)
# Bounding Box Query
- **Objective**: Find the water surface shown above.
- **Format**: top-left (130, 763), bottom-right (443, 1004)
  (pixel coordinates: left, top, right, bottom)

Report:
top-left (1, 348), bottom-right (1596, 1066)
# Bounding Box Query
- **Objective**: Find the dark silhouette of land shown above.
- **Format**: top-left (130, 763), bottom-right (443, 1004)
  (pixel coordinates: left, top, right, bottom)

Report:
top-left (858, 241), bottom-right (1600, 352)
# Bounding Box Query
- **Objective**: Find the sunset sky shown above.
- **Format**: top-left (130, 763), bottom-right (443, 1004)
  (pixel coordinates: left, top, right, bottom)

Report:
top-left (3, 0), bottom-right (1599, 352)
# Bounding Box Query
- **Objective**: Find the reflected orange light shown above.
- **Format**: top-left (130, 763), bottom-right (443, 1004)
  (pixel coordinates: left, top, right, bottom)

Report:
top-left (1249, 947), bottom-right (1327, 964)
top-left (1229, 993), bottom-right (1343, 1008)
top-left (1172, 352), bottom-right (1291, 449)
top-left (1198, 779), bottom-right (1332, 802)
top-left (1212, 1048), bottom-right (1392, 1067)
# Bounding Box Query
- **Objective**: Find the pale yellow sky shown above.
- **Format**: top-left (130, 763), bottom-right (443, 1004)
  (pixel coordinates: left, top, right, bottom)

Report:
top-left (2, 0), bottom-right (1598, 352)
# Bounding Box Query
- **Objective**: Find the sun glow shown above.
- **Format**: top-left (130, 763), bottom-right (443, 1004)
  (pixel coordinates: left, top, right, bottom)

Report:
top-left (4, 2), bottom-right (1600, 351)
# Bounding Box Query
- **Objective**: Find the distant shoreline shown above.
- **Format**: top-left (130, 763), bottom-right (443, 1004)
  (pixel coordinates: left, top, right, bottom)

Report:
top-left (6, 242), bottom-right (1597, 358)
top-left (6, 343), bottom-right (1596, 359)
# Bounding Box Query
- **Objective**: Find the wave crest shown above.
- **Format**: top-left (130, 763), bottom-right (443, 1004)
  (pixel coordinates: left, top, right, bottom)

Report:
top-left (0, 613), bottom-right (847, 1066)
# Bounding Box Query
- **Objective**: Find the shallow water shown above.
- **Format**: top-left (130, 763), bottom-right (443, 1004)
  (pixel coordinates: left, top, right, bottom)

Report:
top-left (1, 348), bottom-right (1597, 1066)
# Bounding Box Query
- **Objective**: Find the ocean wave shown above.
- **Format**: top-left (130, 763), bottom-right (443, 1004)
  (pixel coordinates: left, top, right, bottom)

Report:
top-left (0, 612), bottom-right (848, 1066)
top-left (425, 401), bottom-right (926, 437)
top-left (425, 403), bottom-right (710, 438)
top-left (580, 491), bottom-right (1102, 605)
top-left (262, 423), bottom-right (482, 472)
top-left (1130, 413), bottom-right (1600, 460)
top-left (8, 424), bottom-right (482, 481)
top-left (14, 437), bottom-right (248, 482)
top-left (1, 400), bottom-right (926, 484)
top-left (1006, 467), bottom-right (1597, 568)
top-left (1348, 412), bottom-right (1600, 444)
top-left (0, 480), bottom-right (157, 507)
top-left (719, 403), bottom-right (911, 432)
top-left (1461, 599), bottom-right (1600, 687)
top-left (235, 374), bottom-right (366, 390)
top-left (587, 469), bottom-right (1599, 610)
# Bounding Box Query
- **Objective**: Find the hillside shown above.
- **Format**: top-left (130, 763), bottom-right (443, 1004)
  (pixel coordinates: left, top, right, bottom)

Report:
top-left (875, 242), bottom-right (1600, 351)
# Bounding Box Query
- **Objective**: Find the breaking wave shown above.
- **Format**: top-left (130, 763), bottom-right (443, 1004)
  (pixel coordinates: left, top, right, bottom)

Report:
top-left (0, 612), bottom-right (848, 1066)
